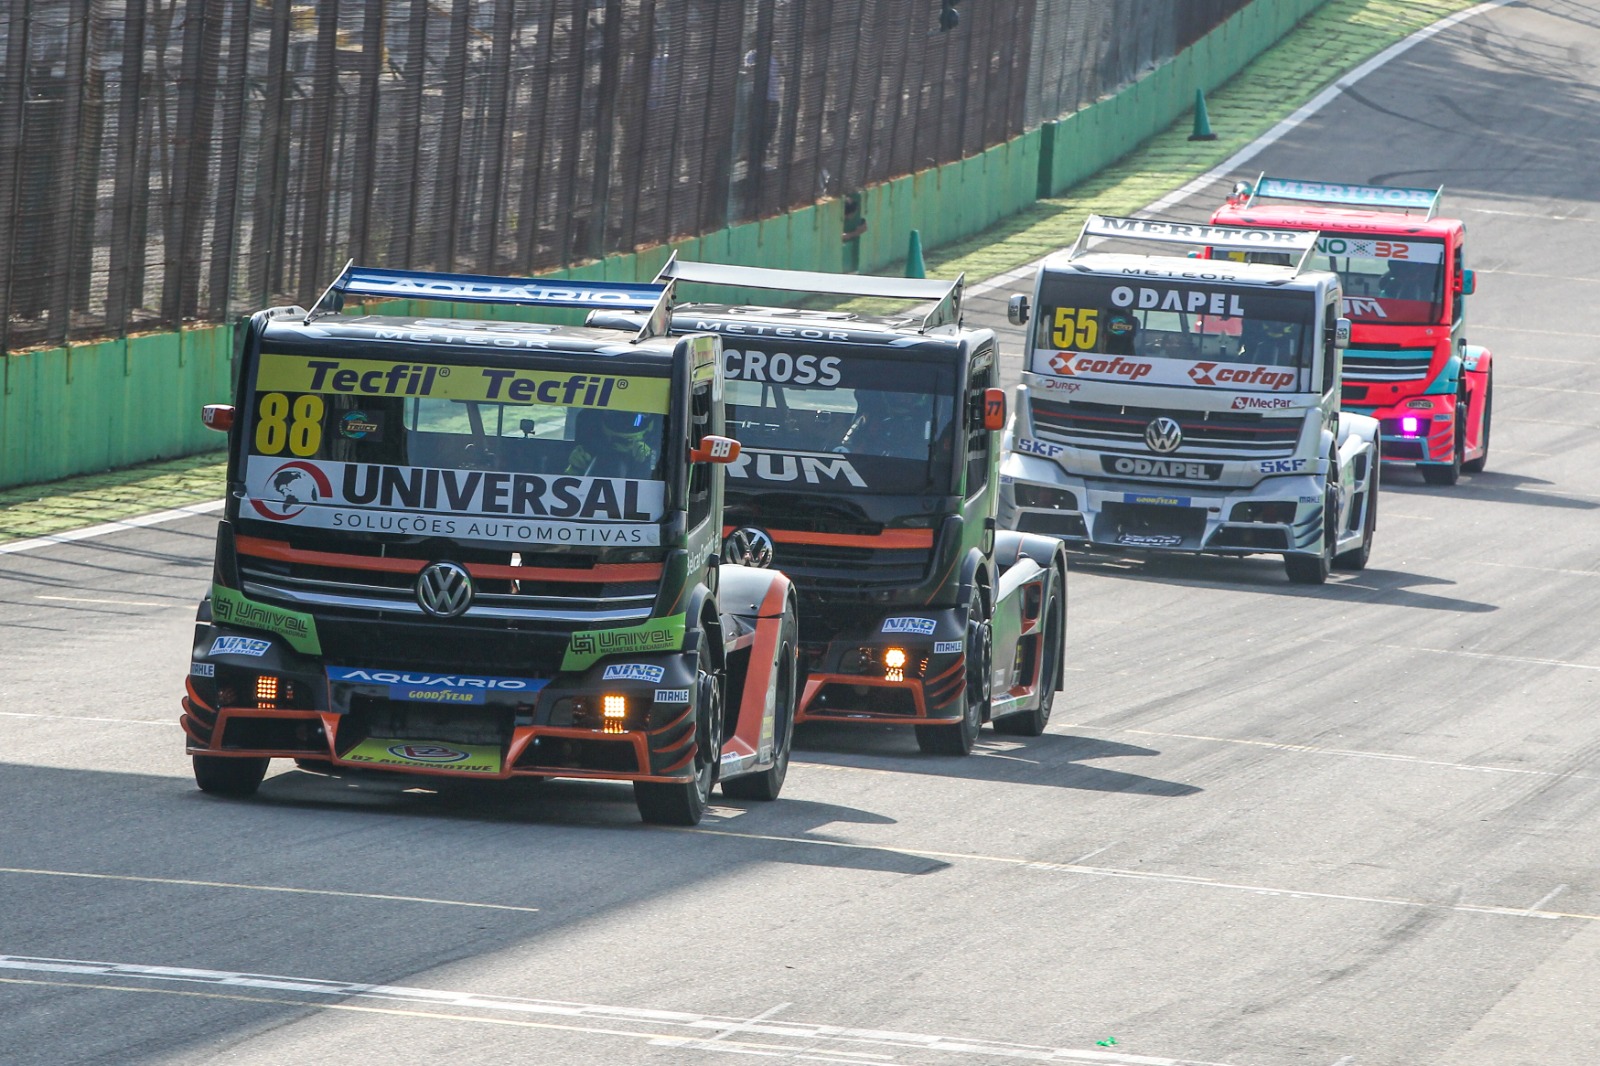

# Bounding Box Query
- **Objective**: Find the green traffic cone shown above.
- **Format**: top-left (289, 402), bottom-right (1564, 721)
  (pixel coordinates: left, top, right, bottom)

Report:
top-left (906, 229), bottom-right (926, 279)
top-left (1188, 88), bottom-right (1217, 141)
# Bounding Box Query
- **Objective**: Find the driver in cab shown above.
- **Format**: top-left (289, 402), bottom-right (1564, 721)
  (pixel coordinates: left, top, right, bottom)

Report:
top-left (566, 409), bottom-right (660, 478)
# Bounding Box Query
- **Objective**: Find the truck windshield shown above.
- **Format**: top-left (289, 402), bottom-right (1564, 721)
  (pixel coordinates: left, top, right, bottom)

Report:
top-left (239, 349), bottom-right (672, 547)
top-left (1029, 274), bottom-right (1316, 392)
top-left (724, 357), bottom-right (956, 494)
top-left (1309, 233), bottom-right (1445, 325)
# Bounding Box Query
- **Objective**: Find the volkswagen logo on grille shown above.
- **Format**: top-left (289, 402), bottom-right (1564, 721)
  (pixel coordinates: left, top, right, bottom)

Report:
top-left (1144, 417), bottom-right (1183, 455)
top-left (416, 561), bottom-right (473, 618)
top-left (722, 527), bottom-right (775, 569)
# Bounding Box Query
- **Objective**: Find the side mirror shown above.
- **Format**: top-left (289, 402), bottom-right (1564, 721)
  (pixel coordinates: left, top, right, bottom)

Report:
top-left (1457, 268), bottom-right (1476, 296)
top-left (1333, 317), bottom-right (1351, 349)
top-left (202, 404), bottom-right (235, 431)
top-left (983, 387), bottom-right (1007, 431)
top-left (1007, 294), bottom-right (1030, 326)
top-left (690, 435), bottom-right (741, 464)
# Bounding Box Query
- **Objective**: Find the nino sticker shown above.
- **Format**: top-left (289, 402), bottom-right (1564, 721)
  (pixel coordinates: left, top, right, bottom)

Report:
top-left (563, 614), bottom-right (686, 672)
top-left (602, 663), bottom-right (666, 684)
top-left (882, 616), bottom-right (937, 636)
top-left (209, 635), bottom-right (271, 657)
top-left (210, 586), bottom-right (321, 655)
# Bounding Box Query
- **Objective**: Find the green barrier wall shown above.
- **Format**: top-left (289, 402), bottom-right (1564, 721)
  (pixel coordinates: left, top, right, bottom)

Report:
top-left (1, 325), bottom-right (234, 488)
top-left (0, 0), bottom-right (1323, 491)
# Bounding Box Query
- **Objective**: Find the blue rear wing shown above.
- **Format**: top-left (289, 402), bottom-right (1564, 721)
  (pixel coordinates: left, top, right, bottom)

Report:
top-left (305, 263), bottom-right (675, 341)
top-left (656, 256), bottom-right (965, 332)
top-left (1241, 174), bottom-right (1442, 219)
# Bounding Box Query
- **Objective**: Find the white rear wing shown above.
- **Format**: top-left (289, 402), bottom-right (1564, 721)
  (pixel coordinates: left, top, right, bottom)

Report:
top-left (1066, 215), bottom-right (1321, 273)
top-left (1239, 173), bottom-right (1443, 219)
top-left (656, 256), bottom-right (964, 331)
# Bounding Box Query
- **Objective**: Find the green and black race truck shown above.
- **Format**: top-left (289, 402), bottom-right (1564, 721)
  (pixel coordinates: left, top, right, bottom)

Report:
top-left (182, 266), bottom-right (799, 826)
top-left (594, 261), bottom-right (1068, 755)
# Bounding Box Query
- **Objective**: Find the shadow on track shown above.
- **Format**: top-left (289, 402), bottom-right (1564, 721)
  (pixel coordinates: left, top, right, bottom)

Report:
top-left (1382, 468), bottom-right (1600, 511)
top-left (792, 725), bottom-right (1202, 798)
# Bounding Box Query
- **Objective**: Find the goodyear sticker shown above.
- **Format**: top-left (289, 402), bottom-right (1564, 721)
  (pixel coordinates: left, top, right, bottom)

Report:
top-left (1123, 493), bottom-right (1189, 507)
top-left (563, 614), bottom-right (685, 672)
top-left (342, 739), bottom-right (501, 775)
top-left (256, 354), bottom-right (670, 413)
top-left (210, 585), bottom-right (320, 655)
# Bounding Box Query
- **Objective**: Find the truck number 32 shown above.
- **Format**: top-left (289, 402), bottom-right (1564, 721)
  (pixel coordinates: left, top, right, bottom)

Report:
top-left (1051, 307), bottom-right (1099, 350)
top-left (254, 392), bottom-right (325, 457)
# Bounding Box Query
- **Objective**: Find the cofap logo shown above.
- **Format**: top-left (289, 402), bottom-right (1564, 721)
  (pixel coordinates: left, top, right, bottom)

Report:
top-left (1189, 362), bottom-right (1297, 391)
top-left (1232, 396), bottom-right (1294, 410)
top-left (882, 617), bottom-right (937, 636)
top-left (251, 460), bottom-right (334, 520)
top-left (602, 663), bottom-right (666, 683)
top-left (1049, 353), bottom-right (1152, 382)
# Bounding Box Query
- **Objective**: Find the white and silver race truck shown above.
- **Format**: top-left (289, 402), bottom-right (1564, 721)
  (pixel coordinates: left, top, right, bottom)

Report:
top-left (998, 215), bottom-right (1380, 584)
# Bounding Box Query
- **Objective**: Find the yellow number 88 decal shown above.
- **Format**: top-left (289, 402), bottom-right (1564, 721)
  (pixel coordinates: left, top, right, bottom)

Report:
top-left (254, 392), bottom-right (325, 457)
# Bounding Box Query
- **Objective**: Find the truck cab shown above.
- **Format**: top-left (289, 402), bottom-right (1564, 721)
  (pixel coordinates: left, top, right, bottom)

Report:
top-left (597, 260), bottom-right (1068, 755)
top-left (1213, 175), bottom-right (1493, 485)
top-left (999, 214), bottom-right (1380, 585)
top-left (182, 266), bottom-right (799, 826)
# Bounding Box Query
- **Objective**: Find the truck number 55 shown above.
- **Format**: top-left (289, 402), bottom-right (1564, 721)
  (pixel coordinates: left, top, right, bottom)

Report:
top-left (1051, 307), bottom-right (1099, 350)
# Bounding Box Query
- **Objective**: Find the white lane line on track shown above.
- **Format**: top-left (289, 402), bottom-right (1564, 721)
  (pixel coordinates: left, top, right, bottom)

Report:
top-left (0, 500), bottom-right (223, 556)
top-left (1471, 325), bottom-right (1600, 340)
top-left (1118, 729), bottom-right (1599, 784)
top-left (0, 956), bottom-right (1242, 1066)
top-left (0, 711), bottom-right (166, 726)
top-left (34, 594), bottom-right (178, 607)
top-left (1321, 639), bottom-right (1600, 674)
top-left (0, 867), bottom-right (540, 913)
top-left (674, 830), bottom-right (1596, 924)
top-left (1525, 884), bottom-right (1569, 915)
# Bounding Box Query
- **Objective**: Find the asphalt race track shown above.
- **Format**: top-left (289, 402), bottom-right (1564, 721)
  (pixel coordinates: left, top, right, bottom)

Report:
top-left (4, 5), bottom-right (1599, 1064)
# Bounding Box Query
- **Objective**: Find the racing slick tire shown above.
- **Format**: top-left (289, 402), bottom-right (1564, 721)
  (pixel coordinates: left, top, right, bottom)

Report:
top-left (917, 589), bottom-right (990, 755)
top-left (635, 659), bottom-right (723, 826)
top-left (721, 616), bottom-right (799, 802)
top-left (991, 584), bottom-right (1064, 738)
top-left (1333, 461), bottom-right (1379, 572)
top-left (193, 754), bottom-right (269, 797)
top-left (1462, 373), bottom-right (1492, 474)
top-left (1284, 485), bottom-right (1337, 585)
top-left (1420, 397), bottom-right (1467, 486)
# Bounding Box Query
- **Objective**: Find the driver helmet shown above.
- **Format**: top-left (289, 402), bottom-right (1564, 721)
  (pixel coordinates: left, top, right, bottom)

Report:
top-left (598, 409), bottom-right (652, 447)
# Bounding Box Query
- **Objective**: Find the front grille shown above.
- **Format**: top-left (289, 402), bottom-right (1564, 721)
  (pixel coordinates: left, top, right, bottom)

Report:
top-left (770, 542), bottom-right (931, 587)
top-left (1342, 350), bottom-right (1434, 383)
top-left (1017, 511), bottom-right (1088, 539)
top-left (1033, 399), bottom-right (1300, 459)
top-left (236, 540), bottom-right (656, 625)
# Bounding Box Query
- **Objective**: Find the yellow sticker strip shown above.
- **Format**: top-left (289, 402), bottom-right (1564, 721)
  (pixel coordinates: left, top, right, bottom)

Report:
top-left (342, 738), bottom-right (503, 775)
top-left (256, 353), bottom-right (670, 412)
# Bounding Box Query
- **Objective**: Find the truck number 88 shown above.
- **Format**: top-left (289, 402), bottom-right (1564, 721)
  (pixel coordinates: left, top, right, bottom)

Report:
top-left (255, 392), bottom-right (325, 456)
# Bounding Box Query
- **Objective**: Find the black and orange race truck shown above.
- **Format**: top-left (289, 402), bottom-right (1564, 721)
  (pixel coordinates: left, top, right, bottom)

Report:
top-left (593, 260), bottom-right (1067, 755)
top-left (182, 265), bottom-right (799, 825)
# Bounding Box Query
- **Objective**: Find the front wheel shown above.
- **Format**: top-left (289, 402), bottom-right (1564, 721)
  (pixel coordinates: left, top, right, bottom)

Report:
top-left (193, 755), bottom-right (269, 797)
top-left (635, 664), bottom-right (722, 826)
top-left (917, 590), bottom-right (989, 755)
top-left (721, 618), bottom-right (798, 802)
top-left (1285, 485), bottom-right (1336, 585)
top-left (991, 583), bottom-right (1064, 738)
top-left (1333, 459), bottom-right (1379, 571)
top-left (1419, 399), bottom-right (1466, 485)
top-left (1462, 374), bottom-right (1492, 474)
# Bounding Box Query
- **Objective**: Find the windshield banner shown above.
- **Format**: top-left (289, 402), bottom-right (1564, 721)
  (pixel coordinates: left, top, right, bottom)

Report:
top-left (243, 456), bottom-right (665, 545)
top-left (1030, 352), bottom-right (1300, 392)
top-left (256, 353), bottom-right (670, 412)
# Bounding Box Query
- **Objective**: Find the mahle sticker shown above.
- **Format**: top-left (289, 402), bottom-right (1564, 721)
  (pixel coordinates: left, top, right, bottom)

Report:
top-left (654, 688), bottom-right (691, 704)
top-left (210, 586), bottom-right (320, 655)
top-left (563, 614), bottom-right (686, 672)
